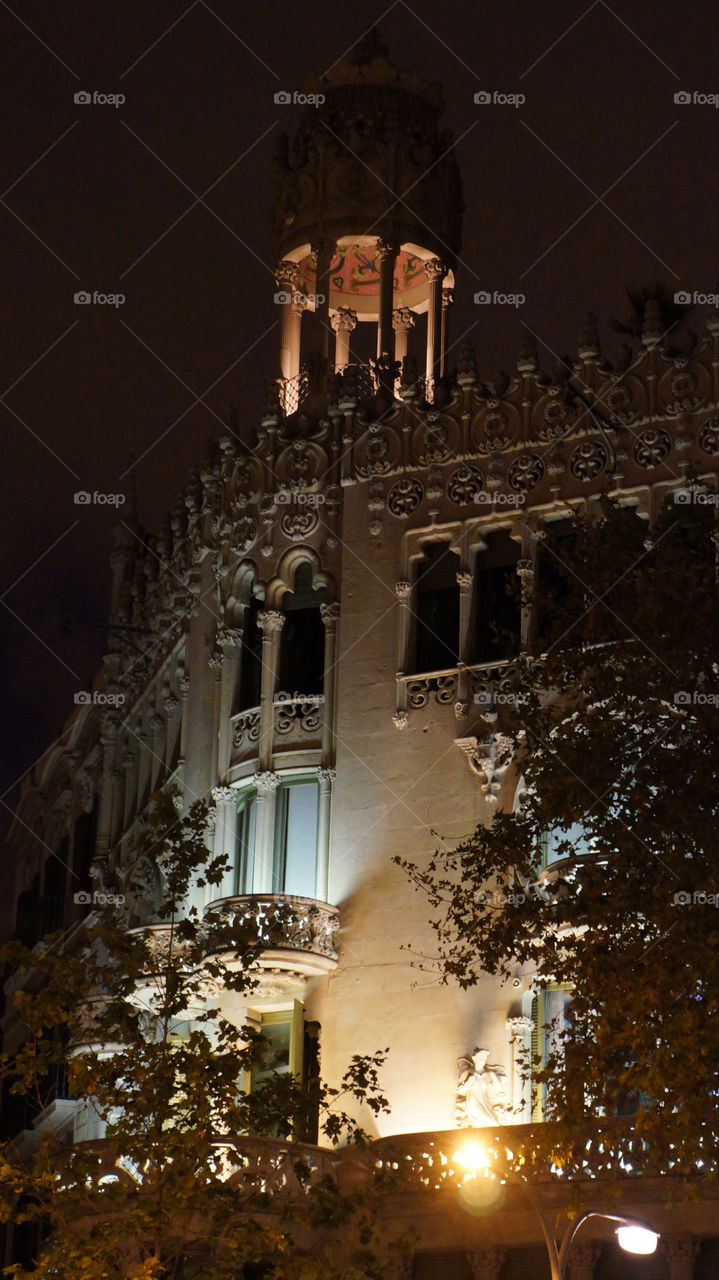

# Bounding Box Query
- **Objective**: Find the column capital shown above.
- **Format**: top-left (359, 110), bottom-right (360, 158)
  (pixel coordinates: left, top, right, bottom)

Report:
top-left (456, 571), bottom-right (473, 590)
top-left (320, 601), bottom-right (340, 625)
top-left (394, 580), bottom-right (412, 601)
top-left (331, 307), bottom-right (358, 334)
top-left (274, 260), bottom-right (300, 290)
top-left (442, 287), bottom-right (455, 308)
top-left (212, 785), bottom-right (235, 804)
top-left (506, 1015), bottom-right (534, 1038)
top-left (317, 766), bottom-right (336, 785)
top-left (375, 237), bottom-right (400, 260)
top-left (424, 257), bottom-right (448, 283)
top-left (252, 770), bottom-right (281, 793)
top-left (467, 1247), bottom-right (506, 1280)
top-left (664, 1236), bottom-right (700, 1280)
top-left (258, 609), bottom-right (285, 634)
top-left (393, 306), bottom-right (416, 332)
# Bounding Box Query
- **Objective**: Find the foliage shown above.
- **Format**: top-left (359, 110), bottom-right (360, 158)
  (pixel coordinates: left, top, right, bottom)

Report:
top-left (1, 795), bottom-right (393, 1279)
top-left (398, 494), bottom-right (719, 1177)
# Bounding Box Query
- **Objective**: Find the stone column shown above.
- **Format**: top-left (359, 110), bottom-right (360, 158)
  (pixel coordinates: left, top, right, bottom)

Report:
top-left (424, 258), bottom-right (448, 399)
top-left (506, 1016), bottom-right (535, 1122)
top-left (257, 610), bottom-right (284, 771)
top-left (567, 1242), bottom-right (600, 1280)
top-left (393, 307), bottom-right (415, 393)
top-left (319, 602), bottom-right (340, 760)
top-left (310, 237), bottom-right (336, 362)
top-left (315, 766), bottom-right (335, 902)
top-left (207, 651), bottom-right (224, 784)
top-left (467, 1247), bottom-right (506, 1280)
top-left (96, 712), bottom-right (119, 858)
top-left (149, 712), bottom-right (165, 792)
top-left (664, 1237), bottom-right (699, 1280)
top-left (440, 287), bottom-right (454, 375)
top-left (376, 239), bottom-right (399, 361)
top-left (394, 581), bottom-right (412, 728)
top-left (274, 260), bottom-right (301, 380)
top-left (331, 307), bottom-right (358, 372)
top-left (456, 570), bottom-right (474, 717)
top-left (211, 785), bottom-right (237, 901)
top-left (251, 770), bottom-right (281, 892)
top-left (215, 629), bottom-right (242, 782)
top-left (516, 552), bottom-right (535, 650)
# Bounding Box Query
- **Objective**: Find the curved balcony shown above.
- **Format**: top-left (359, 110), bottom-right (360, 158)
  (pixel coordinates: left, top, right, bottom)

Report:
top-left (204, 894), bottom-right (340, 978)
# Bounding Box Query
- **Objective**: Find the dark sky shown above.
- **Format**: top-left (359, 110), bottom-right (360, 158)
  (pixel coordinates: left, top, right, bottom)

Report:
top-left (1, 0), bottom-right (717, 822)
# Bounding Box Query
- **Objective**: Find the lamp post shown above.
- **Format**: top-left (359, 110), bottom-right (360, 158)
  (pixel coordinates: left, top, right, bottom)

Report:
top-left (456, 1141), bottom-right (659, 1280)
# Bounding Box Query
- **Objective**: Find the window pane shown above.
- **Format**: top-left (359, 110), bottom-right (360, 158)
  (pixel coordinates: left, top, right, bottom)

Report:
top-left (473, 530), bottom-right (520, 662)
top-left (252, 1019), bottom-right (292, 1089)
top-left (413, 543), bottom-right (460, 673)
top-left (236, 794), bottom-right (257, 894)
top-left (276, 782), bottom-right (319, 897)
top-left (543, 821), bottom-right (594, 866)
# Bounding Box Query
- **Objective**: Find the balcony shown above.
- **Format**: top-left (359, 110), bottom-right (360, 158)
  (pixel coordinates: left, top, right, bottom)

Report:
top-left (230, 695), bottom-right (324, 768)
top-left (204, 894), bottom-right (340, 978)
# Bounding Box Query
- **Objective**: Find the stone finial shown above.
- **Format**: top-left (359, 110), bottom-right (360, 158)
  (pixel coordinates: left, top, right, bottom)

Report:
top-left (578, 312), bottom-right (600, 360)
top-left (517, 328), bottom-right (539, 372)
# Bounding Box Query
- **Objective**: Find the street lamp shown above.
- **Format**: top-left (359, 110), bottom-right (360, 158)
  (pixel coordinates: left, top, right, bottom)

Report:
top-left (455, 1140), bottom-right (659, 1280)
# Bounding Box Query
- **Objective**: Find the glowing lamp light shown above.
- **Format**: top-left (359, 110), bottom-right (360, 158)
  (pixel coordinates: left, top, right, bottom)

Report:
top-left (615, 1225), bottom-right (659, 1255)
top-left (455, 1141), bottom-right (490, 1174)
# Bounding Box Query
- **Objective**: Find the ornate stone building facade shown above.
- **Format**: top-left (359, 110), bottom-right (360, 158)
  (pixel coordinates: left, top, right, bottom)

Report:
top-left (4, 31), bottom-right (719, 1279)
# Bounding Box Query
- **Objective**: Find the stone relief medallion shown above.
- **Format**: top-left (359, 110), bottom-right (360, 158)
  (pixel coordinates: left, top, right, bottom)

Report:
top-left (231, 515), bottom-right (258, 553)
top-left (569, 439), bottom-right (609, 480)
top-left (698, 418), bottom-right (719, 455)
top-left (280, 508), bottom-right (319, 540)
top-left (365, 432), bottom-right (392, 473)
top-left (670, 367), bottom-right (697, 399)
top-left (543, 396), bottom-right (568, 432)
top-left (508, 453), bottom-right (545, 492)
top-left (633, 427), bottom-right (672, 468)
top-left (387, 476), bottom-right (424, 517)
top-left (606, 382), bottom-right (632, 413)
top-left (447, 463), bottom-right (484, 505)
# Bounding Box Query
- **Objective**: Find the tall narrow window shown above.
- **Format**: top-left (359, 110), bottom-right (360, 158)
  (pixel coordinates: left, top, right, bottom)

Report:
top-left (535, 517), bottom-right (582, 651)
top-left (412, 542), bottom-right (460, 674)
top-left (239, 596), bottom-right (263, 711)
top-left (273, 779), bottom-right (319, 897)
top-left (279, 564), bottom-right (328, 697)
top-left (235, 790), bottom-right (257, 894)
top-left (530, 984), bottom-right (573, 1121)
top-left (472, 529), bottom-right (520, 662)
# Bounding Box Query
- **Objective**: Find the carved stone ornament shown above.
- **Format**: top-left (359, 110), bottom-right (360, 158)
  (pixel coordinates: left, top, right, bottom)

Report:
top-left (231, 515), bottom-right (259, 553)
top-left (163, 692), bottom-right (180, 716)
top-left (317, 767), bottom-right (336, 784)
top-left (211, 785), bottom-right (235, 805)
top-left (569, 439), bottom-right (609, 481)
top-left (456, 1048), bottom-right (508, 1127)
top-left (467, 1248), bottom-right (507, 1280)
top-left (633, 427), bottom-right (672, 468)
top-left (252, 770), bottom-right (281, 792)
top-left (392, 710), bottom-right (409, 730)
top-left (455, 733), bottom-right (515, 805)
top-left (258, 610), bottom-right (285, 634)
top-left (423, 258), bottom-right (448, 283)
top-left (280, 507), bottom-right (319, 540)
top-left (698, 418), bottom-right (719, 455)
top-left (663, 1236), bottom-right (699, 1280)
top-left (319, 601), bottom-right (340, 625)
top-left (387, 476), bottom-right (424, 518)
top-left (394, 581), bottom-right (412, 602)
top-left (566, 1242), bottom-right (600, 1280)
top-left (508, 453), bottom-right (545, 492)
top-left (447, 463), bottom-right (484, 505)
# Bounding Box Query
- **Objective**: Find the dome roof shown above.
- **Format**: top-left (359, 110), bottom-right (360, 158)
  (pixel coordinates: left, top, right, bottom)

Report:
top-left (273, 30), bottom-right (463, 264)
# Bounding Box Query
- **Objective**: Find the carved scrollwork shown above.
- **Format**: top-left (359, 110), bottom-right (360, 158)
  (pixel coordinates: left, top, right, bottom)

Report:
top-left (447, 464), bottom-right (484, 505)
top-left (508, 453), bottom-right (545, 492)
top-left (280, 507), bottom-right (319, 540)
top-left (231, 515), bottom-right (258, 554)
top-left (698, 418), bottom-right (719, 455)
top-left (206, 895), bottom-right (340, 961)
top-left (387, 476), bottom-right (424, 518)
top-left (232, 709), bottom-right (261, 749)
top-left (274, 697), bottom-right (324, 735)
top-left (633, 427), bottom-right (672, 468)
top-left (405, 673), bottom-right (457, 709)
top-left (569, 439), bottom-right (609, 480)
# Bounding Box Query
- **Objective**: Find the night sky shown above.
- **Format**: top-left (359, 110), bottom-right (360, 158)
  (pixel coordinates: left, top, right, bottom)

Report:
top-left (1, 0), bottom-right (717, 825)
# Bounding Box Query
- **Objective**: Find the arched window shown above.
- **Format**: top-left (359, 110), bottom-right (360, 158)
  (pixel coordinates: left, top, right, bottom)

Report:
top-left (239, 595), bottom-right (263, 711)
top-left (278, 563), bottom-right (328, 698)
top-left (471, 529), bottom-right (520, 662)
top-left (411, 541), bottom-right (460, 674)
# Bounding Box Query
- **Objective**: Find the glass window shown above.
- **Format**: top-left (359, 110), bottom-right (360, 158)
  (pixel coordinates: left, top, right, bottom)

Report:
top-left (235, 791), bottom-right (257, 894)
top-left (472, 529), bottom-right (520, 662)
top-left (274, 780), bottom-right (319, 897)
top-left (239, 596), bottom-right (263, 711)
top-left (412, 542), bottom-right (460, 674)
top-left (278, 563), bottom-right (328, 698)
top-left (540, 821), bottom-right (596, 868)
top-left (530, 984), bottom-right (573, 1121)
